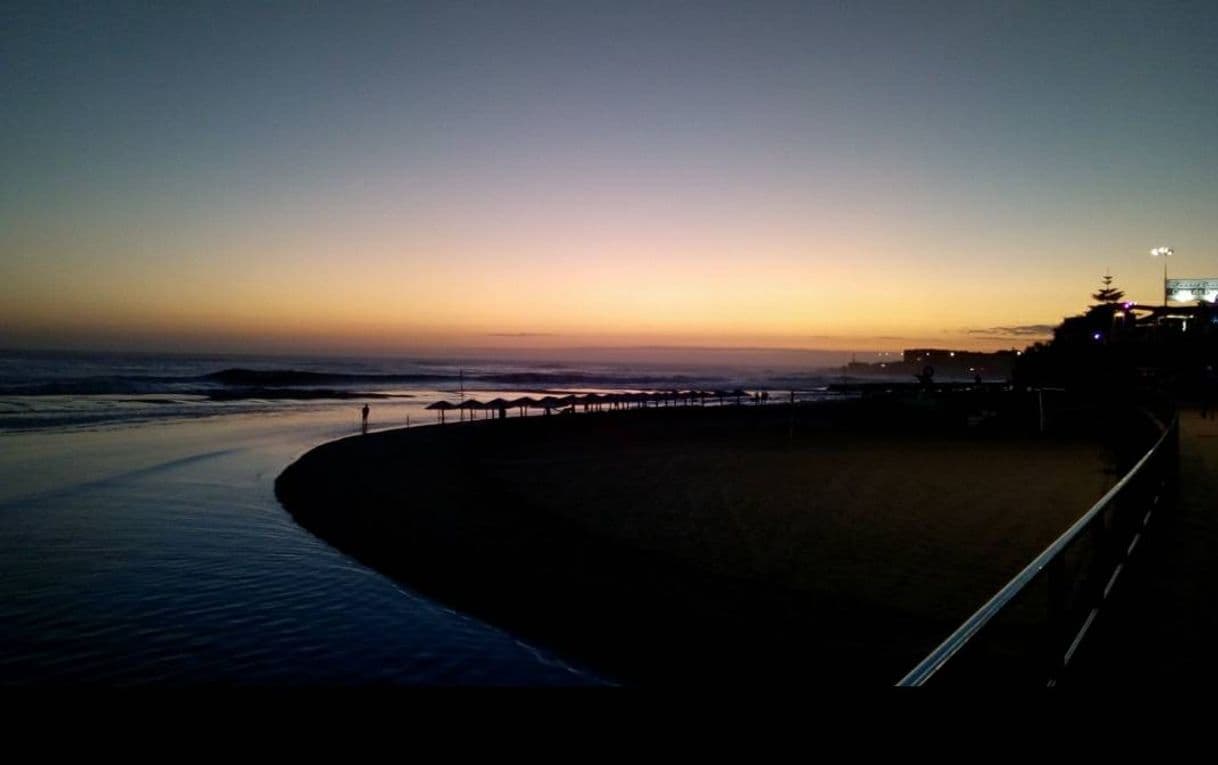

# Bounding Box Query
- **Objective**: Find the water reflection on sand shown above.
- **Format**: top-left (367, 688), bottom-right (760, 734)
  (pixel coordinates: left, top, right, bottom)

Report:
top-left (0, 403), bottom-right (599, 685)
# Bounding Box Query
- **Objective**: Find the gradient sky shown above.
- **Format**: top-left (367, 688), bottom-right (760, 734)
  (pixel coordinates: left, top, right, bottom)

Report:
top-left (2, 1), bottom-right (1215, 355)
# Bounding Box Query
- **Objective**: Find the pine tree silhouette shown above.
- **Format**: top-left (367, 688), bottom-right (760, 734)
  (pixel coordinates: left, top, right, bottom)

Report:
top-left (1091, 272), bottom-right (1125, 305)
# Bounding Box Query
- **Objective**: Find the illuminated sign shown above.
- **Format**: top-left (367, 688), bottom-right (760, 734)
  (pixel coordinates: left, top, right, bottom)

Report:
top-left (1166, 278), bottom-right (1218, 305)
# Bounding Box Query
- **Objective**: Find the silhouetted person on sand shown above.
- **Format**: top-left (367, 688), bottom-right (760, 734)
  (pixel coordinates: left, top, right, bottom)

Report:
top-left (361, 404), bottom-right (370, 434)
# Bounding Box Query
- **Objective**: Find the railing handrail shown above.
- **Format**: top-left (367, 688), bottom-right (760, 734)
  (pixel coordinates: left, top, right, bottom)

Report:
top-left (897, 408), bottom-right (1179, 686)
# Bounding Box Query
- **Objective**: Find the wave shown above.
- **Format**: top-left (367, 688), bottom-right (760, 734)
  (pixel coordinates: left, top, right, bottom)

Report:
top-left (203, 387), bottom-right (405, 401)
top-left (0, 367), bottom-right (745, 395)
top-left (198, 369), bottom-right (451, 386)
top-left (0, 365), bottom-right (848, 400)
top-left (202, 367), bottom-right (725, 387)
top-left (0, 379), bottom-right (172, 396)
top-left (0, 369), bottom-right (442, 396)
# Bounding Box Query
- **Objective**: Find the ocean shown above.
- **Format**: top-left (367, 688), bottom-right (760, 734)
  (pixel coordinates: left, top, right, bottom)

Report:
top-left (0, 347), bottom-right (857, 685)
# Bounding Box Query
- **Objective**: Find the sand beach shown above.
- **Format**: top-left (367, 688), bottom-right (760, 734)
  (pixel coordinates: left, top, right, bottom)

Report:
top-left (276, 398), bottom-right (1119, 684)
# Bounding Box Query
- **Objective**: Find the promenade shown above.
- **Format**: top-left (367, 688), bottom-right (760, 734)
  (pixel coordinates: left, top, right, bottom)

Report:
top-left (1072, 407), bottom-right (1218, 684)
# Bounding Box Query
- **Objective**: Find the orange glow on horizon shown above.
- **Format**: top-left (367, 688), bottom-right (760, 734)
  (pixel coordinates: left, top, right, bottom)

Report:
top-left (0, 243), bottom-right (1070, 355)
top-left (3, 212), bottom-right (1175, 357)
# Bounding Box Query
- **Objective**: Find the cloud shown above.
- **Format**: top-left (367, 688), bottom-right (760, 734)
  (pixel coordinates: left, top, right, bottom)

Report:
top-left (965, 324), bottom-right (1054, 338)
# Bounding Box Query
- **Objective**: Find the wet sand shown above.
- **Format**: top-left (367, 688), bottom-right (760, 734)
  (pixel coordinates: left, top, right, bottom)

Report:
top-left (276, 400), bottom-right (1117, 685)
top-left (0, 404), bottom-right (594, 685)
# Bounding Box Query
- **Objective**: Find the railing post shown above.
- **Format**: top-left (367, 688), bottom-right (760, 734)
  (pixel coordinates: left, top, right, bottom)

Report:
top-left (1045, 554), bottom-right (1068, 681)
top-left (1165, 417), bottom-right (1180, 512)
top-left (1090, 507), bottom-right (1110, 602)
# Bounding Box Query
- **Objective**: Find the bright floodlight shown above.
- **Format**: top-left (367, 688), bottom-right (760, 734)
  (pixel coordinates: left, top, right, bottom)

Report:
top-left (1153, 246), bottom-right (1175, 306)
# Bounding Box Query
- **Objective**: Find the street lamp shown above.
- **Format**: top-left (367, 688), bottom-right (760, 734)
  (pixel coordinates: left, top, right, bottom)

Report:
top-left (1151, 246), bottom-right (1174, 306)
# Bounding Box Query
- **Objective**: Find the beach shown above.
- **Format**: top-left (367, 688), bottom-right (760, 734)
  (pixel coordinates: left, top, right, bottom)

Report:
top-left (0, 348), bottom-right (874, 685)
top-left (277, 399), bottom-right (1119, 685)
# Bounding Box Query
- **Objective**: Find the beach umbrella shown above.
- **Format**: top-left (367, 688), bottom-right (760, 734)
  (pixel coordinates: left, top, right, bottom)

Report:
top-left (425, 400), bottom-right (456, 423)
top-left (459, 398), bottom-right (486, 420)
top-left (537, 396), bottom-right (563, 414)
top-left (484, 397), bottom-right (511, 419)
top-left (508, 396), bottom-right (539, 416)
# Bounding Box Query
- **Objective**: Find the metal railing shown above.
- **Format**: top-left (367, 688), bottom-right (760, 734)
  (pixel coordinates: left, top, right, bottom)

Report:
top-left (897, 405), bottom-right (1179, 686)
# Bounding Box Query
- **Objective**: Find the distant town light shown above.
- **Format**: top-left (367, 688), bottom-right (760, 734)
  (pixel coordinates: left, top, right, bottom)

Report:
top-left (1092, 332), bottom-right (1103, 341)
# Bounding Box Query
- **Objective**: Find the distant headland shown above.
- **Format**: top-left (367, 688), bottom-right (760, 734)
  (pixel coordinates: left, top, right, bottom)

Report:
top-left (843, 348), bottom-right (1019, 381)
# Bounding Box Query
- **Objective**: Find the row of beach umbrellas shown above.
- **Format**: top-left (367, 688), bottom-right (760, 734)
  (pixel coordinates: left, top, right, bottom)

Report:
top-left (424, 390), bottom-right (766, 422)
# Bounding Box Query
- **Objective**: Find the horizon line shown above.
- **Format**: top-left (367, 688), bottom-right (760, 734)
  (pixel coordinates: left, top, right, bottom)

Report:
top-left (0, 341), bottom-right (1035, 360)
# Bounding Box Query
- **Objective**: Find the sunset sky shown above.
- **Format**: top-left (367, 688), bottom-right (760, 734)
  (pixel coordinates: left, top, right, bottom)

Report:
top-left (2, 1), bottom-right (1215, 356)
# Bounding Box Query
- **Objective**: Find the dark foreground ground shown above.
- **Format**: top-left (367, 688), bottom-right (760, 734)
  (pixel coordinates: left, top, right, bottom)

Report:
top-left (276, 399), bottom-right (1116, 685)
top-left (1069, 406), bottom-right (1218, 684)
